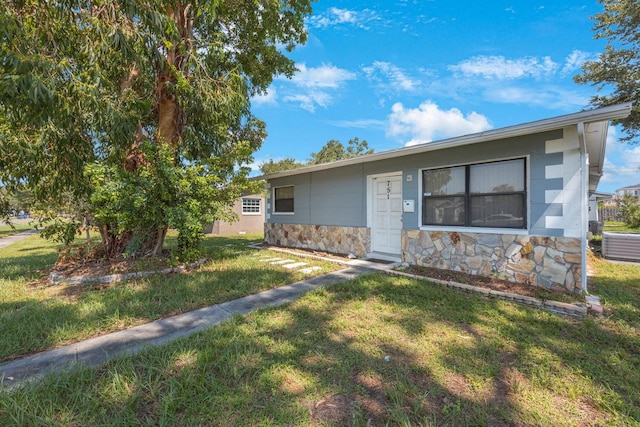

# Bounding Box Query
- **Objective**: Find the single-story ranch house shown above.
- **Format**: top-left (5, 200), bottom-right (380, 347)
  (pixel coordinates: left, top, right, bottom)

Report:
top-left (203, 194), bottom-right (265, 235)
top-left (256, 103), bottom-right (632, 294)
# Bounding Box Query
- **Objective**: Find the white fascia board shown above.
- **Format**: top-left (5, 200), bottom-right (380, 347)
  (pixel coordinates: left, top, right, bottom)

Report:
top-left (252, 102), bottom-right (632, 181)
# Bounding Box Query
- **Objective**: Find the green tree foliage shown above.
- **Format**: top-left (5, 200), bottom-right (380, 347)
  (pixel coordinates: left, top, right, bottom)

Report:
top-left (309, 140), bottom-right (346, 164)
top-left (0, 190), bottom-right (10, 224)
top-left (259, 158), bottom-right (305, 175)
top-left (309, 137), bottom-right (373, 165)
top-left (0, 0), bottom-right (312, 259)
top-left (575, 0), bottom-right (640, 144)
top-left (258, 137), bottom-right (373, 175)
top-left (0, 186), bottom-right (32, 218)
top-left (617, 193), bottom-right (640, 228)
top-left (345, 137), bottom-right (374, 158)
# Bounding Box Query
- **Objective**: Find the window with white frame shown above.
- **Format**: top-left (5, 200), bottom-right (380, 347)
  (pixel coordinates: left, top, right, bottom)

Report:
top-left (241, 198), bottom-right (261, 215)
top-left (422, 158), bottom-right (526, 229)
top-left (273, 186), bottom-right (294, 213)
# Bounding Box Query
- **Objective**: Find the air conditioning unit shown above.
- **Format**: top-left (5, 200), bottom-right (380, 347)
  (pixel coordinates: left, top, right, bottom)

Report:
top-left (602, 232), bottom-right (640, 262)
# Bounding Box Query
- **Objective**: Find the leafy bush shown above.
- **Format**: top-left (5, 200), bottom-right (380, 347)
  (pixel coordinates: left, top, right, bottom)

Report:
top-left (617, 193), bottom-right (640, 229)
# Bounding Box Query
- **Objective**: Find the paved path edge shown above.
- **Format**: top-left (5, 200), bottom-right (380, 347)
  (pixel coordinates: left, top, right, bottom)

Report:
top-left (0, 266), bottom-right (369, 390)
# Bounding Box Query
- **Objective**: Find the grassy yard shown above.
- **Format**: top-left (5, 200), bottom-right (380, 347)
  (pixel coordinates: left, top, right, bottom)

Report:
top-left (0, 221), bottom-right (34, 238)
top-left (1, 236), bottom-right (639, 425)
top-left (0, 232), bottom-right (338, 361)
top-left (603, 221), bottom-right (640, 233)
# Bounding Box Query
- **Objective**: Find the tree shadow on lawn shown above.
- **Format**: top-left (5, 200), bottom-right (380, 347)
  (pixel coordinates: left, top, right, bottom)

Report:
top-left (5, 272), bottom-right (638, 426)
top-left (589, 268), bottom-right (640, 325)
top-left (0, 252), bottom-right (59, 282)
top-left (0, 246), bottom-right (60, 282)
top-left (0, 263), bottom-right (301, 362)
top-left (0, 234), bottom-right (269, 361)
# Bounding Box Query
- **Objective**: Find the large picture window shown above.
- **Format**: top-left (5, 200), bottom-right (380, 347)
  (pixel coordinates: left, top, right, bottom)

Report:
top-left (274, 186), bottom-right (294, 213)
top-left (422, 159), bottom-right (526, 229)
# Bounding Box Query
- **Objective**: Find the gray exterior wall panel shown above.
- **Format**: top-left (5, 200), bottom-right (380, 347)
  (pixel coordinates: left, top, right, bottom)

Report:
top-left (268, 165), bottom-right (368, 227)
top-left (266, 129), bottom-right (566, 235)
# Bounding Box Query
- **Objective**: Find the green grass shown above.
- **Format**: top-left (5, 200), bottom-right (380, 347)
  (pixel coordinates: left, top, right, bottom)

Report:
top-left (0, 232), bottom-right (337, 361)
top-left (603, 221), bottom-right (640, 233)
top-left (590, 221), bottom-right (639, 252)
top-left (1, 235), bottom-right (639, 425)
top-left (0, 221), bottom-right (34, 238)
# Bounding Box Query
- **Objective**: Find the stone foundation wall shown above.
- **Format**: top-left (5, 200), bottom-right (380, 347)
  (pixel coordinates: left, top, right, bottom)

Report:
top-left (264, 223), bottom-right (370, 258)
top-left (403, 230), bottom-right (583, 294)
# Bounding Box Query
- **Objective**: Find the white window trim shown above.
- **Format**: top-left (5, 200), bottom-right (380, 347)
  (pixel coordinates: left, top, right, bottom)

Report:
top-left (241, 198), bottom-right (262, 216)
top-left (418, 156), bottom-right (530, 233)
top-left (272, 185), bottom-right (295, 215)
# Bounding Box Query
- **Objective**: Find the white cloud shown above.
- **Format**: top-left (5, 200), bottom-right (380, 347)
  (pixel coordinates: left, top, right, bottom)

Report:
top-left (562, 49), bottom-right (592, 74)
top-left (252, 87), bottom-right (277, 106)
top-left (283, 91), bottom-right (332, 113)
top-left (487, 85), bottom-right (589, 109)
top-left (362, 61), bottom-right (420, 91)
top-left (329, 118), bottom-right (387, 129)
top-left (601, 151), bottom-right (640, 183)
top-left (280, 63), bottom-right (355, 112)
top-left (290, 63), bottom-right (356, 89)
top-left (605, 126), bottom-right (621, 153)
top-left (600, 127), bottom-right (640, 190)
top-left (307, 7), bottom-right (378, 30)
top-left (449, 55), bottom-right (559, 79)
top-left (387, 101), bottom-right (492, 146)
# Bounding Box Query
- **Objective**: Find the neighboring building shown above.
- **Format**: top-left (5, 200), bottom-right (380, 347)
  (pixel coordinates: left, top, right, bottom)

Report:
top-left (256, 103), bottom-right (632, 294)
top-left (589, 192), bottom-right (613, 221)
top-left (205, 195), bottom-right (265, 235)
top-left (615, 183), bottom-right (640, 201)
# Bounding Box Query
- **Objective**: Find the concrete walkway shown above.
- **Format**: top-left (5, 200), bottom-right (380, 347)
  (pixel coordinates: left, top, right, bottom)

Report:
top-left (0, 259), bottom-right (397, 390)
top-left (0, 228), bottom-right (38, 249)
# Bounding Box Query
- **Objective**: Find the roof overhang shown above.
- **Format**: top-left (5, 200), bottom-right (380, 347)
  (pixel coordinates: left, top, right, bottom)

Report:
top-left (253, 102), bottom-right (632, 182)
top-left (582, 119), bottom-right (610, 192)
top-left (590, 191), bottom-right (613, 201)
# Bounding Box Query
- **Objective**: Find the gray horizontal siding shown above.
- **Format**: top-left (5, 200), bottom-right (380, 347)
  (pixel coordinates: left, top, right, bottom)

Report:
top-left (266, 129), bottom-right (568, 236)
top-left (268, 165), bottom-right (367, 227)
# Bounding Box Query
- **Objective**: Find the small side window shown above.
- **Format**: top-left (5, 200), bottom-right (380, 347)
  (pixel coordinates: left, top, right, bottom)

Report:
top-left (241, 198), bottom-right (261, 215)
top-left (274, 186), bottom-right (294, 213)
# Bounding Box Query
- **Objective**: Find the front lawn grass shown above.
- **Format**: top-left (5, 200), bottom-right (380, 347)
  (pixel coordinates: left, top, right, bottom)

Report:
top-left (0, 221), bottom-right (34, 238)
top-left (1, 252), bottom-right (639, 425)
top-left (0, 232), bottom-right (338, 361)
top-left (603, 221), bottom-right (640, 233)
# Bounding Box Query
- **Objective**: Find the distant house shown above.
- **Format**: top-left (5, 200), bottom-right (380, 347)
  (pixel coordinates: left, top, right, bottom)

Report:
top-left (255, 103), bottom-right (632, 294)
top-left (204, 194), bottom-right (265, 235)
top-left (589, 192), bottom-right (613, 221)
top-left (616, 183), bottom-right (640, 201)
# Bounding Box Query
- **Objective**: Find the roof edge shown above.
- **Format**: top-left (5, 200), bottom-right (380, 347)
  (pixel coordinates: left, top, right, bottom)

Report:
top-left (253, 102), bottom-right (633, 181)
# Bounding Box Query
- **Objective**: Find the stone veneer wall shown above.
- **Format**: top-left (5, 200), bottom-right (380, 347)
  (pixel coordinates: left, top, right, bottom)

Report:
top-left (403, 230), bottom-right (583, 294)
top-left (264, 223), bottom-right (370, 258)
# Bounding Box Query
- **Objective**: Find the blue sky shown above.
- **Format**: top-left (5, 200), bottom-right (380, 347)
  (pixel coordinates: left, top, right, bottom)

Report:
top-left (250, 0), bottom-right (639, 193)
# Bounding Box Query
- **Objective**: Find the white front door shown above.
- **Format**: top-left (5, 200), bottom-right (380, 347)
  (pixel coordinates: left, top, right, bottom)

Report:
top-left (371, 174), bottom-right (403, 255)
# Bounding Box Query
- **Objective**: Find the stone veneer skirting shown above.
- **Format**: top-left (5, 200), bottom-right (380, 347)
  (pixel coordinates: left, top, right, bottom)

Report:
top-left (264, 224), bottom-right (583, 294)
top-left (264, 223), bottom-right (370, 258)
top-left (403, 230), bottom-right (582, 294)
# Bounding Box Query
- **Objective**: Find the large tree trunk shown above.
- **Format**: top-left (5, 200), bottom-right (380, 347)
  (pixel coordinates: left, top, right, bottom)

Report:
top-left (158, 2), bottom-right (191, 148)
top-left (99, 3), bottom-right (192, 259)
top-left (140, 3), bottom-right (191, 256)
